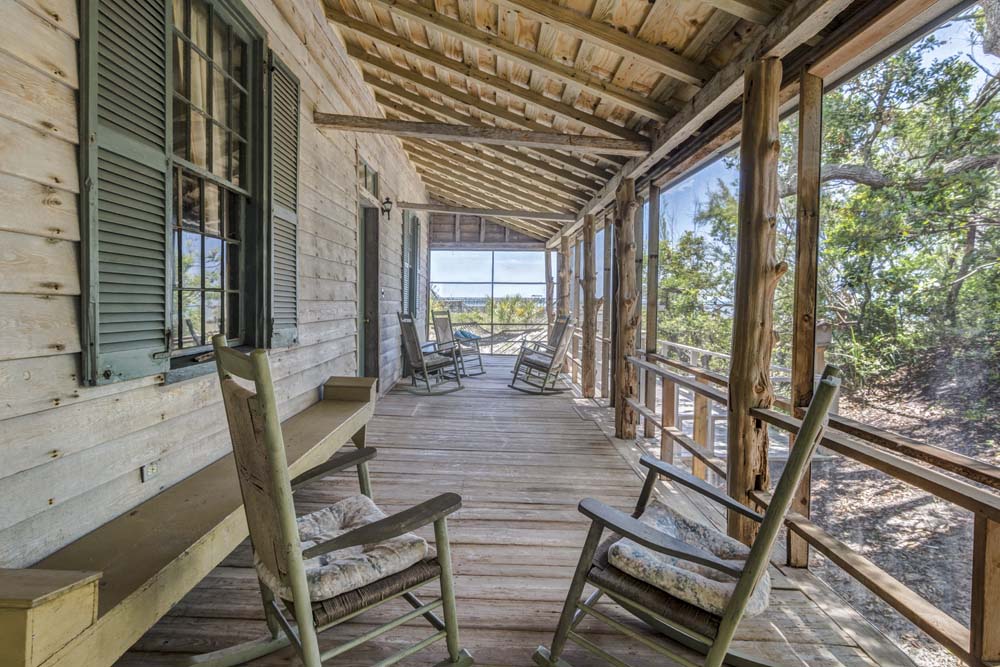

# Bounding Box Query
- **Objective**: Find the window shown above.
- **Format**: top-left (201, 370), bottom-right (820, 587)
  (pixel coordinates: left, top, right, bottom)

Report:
top-left (170, 0), bottom-right (252, 355)
top-left (79, 0), bottom-right (300, 384)
top-left (359, 160), bottom-right (379, 199)
top-left (401, 213), bottom-right (420, 315)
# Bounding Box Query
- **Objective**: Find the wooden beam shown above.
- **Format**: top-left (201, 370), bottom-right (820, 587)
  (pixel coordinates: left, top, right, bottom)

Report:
top-left (614, 179), bottom-right (639, 439)
top-left (553, 0), bottom-right (852, 246)
top-left (372, 92), bottom-right (603, 192)
top-left (493, 0), bottom-right (713, 87)
top-left (582, 215), bottom-right (597, 398)
top-left (424, 187), bottom-right (558, 239)
top-left (396, 202), bottom-right (575, 222)
top-left (727, 57), bottom-right (785, 545)
top-left (364, 0), bottom-right (675, 121)
top-left (788, 70), bottom-right (823, 568)
top-left (700, 0), bottom-right (784, 24)
top-left (557, 237), bottom-right (570, 317)
top-left (643, 184), bottom-right (660, 438)
top-left (314, 113), bottom-right (649, 155)
top-left (326, 7), bottom-right (646, 141)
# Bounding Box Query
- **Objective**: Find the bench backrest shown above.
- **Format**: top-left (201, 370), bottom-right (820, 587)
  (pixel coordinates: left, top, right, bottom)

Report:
top-left (398, 312), bottom-right (426, 366)
top-left (212, 335), bottom-right (300, 594)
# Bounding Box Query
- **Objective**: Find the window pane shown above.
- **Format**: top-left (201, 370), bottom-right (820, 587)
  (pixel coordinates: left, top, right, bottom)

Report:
top-left (226, 292), bottom-right (240, 338)
top-left (231, 36), bottom-right (245, 81)
top-left (429, 283), bottom-right (491, 323)
top-left (212, 13), bottom-right (228, 66)
top-left (181, 175), bottom-right (200, 230)
top-left (181, 231), bottom-right (202, 287)
top-left (172, 0), bottom-right (186, 34)
top-left (205, 291), bottom-right (222, 339)
top-left (190, 51), bottom-right (208, 111)
top-left (226, 191), bottom-right (240, 239)
top-left (180, 290), bottom-right (203, 347)
top-left (212, 123), bottom-right (228, 177)
top-left (211, 67), bottom-right (226, 120)
top-left (191, 0), bottom-right (208, 51)
top-left (230, 137), bottom-right (243, 186)
top-left (226, 242), bottom-right (239, 289)
top-left (173, 96), bottom-right (188, 158)
top-left (490, 323), bottom-right (547, 355)
top-left (493, 251), bottom-right (544, 282)
top-left (230, 89), bottom-right (245, 136)
top-left (430, 251), bottom-right (492, 282)
top-left (491, 284), bottom-right (546, 323)
top-left (173, 35), bottom-right (186, 95)
top-left (204, 184), bottom-right (222, 235)
top-left (205, 236), bottom-right (222, 288)
top-left (191, 110), bottom-right (208, 167)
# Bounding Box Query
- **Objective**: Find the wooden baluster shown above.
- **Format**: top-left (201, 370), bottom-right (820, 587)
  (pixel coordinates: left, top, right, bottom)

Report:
top-left (660, 377), bottom-right (676, 464)
top-left (972, 516), bottom-right (1000, 664)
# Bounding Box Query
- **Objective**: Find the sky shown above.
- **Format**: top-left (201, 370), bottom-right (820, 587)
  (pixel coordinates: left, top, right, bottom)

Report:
top-left (430, 8), bottom-right (998, 284)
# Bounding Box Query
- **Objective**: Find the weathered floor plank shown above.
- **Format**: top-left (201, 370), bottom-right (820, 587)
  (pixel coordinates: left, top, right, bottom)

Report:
top-left (118, 356), bottom-right (912, 667)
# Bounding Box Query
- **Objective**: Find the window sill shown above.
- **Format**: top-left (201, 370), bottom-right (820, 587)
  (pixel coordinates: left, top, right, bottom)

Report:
top-left (163, 361), bottom-right (217, 385)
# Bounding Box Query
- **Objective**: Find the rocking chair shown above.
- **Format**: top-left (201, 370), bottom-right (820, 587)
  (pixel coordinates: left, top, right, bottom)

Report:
top-left (509, 317), bottom-right (576, 394)
top-left (202, 335), bottom-right (474, 667)
top-left (432, 310), bottom-right (485, 377)
top-left (534, 365), bottom-right (842, 667)
top-left (399, 312), bottom-right (464, 395)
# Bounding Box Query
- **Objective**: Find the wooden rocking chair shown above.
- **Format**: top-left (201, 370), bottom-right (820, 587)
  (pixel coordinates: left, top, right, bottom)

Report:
top-left (534, 366), bottom-right (842, 667)
top-left (509, 316), bottom-right (576, 394)
top-left (200, 335), bottom-right (474, 667)
top-left (399, 312), bottom-right (464, 395)
top-left (432, 310), bottom-right (485, 377)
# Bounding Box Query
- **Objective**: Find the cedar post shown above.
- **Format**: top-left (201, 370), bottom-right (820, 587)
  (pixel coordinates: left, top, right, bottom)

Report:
top-left (609, 217), bottom-right (619, 408)
top-left (544, 249), bottom-right (554, 335)
top-left (571, 239), bottom-right (581, 384)
top-left (601, 213), bottom-right (613, 399)
top-left (972, 516), bottom-right (1000, 664)
top-left (788, 70), bottom-right (824, 567)
top-left (633, 196), bottom-right (645, 351)
top-left (692, 367), bottom-right (710, 480)
top-left (557, 236), bottom-right (570, 317)
top-left (614, 178), bottom-right (640, 439)
top-left (582, 215), bottom-right (597, 397)
top-left (644, 185), bottom-right (660, 437)
top-left (727, 57), bottom-right (786, 544)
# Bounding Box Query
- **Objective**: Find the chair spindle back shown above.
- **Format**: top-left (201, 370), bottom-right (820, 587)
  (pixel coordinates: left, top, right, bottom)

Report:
top-left (398, 313), bottom-right (426, 366)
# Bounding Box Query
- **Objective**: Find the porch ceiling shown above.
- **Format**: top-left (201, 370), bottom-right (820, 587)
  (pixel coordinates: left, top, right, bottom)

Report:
top-left (320, 0), bottom-right (965, 244)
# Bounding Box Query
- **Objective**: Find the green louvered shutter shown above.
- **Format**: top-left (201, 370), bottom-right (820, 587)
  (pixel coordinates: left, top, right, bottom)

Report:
top-left (402, 215), bottom-right (413, 315)
top-left (80, 0), bottom-right (171, 385)
top-left (268, 52), bottom-right (300, 348)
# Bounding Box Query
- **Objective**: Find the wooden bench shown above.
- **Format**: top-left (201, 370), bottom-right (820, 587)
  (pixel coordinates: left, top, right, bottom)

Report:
top-left (1, 376), bottom-right (376, 667)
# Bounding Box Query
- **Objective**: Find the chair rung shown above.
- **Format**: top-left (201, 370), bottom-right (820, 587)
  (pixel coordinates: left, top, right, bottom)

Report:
top-left (319, 599), bottom-right (443, 661)
top-left (567, 630), bottom-right (636, 667)
top-left (370, 630), bottom-right (447, 667)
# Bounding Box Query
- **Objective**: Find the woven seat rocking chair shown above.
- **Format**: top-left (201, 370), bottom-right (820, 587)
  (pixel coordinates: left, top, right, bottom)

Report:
top-left (432, 310), bottom-right (485, 377)
top-left (534, 366), bottom-right (842, 667)
top-left (200, 335), bottom-right (474, 667)
top-left (509, 315), bottom-right (576, 394)
top-left (400, 312), bottom-right (464, 395)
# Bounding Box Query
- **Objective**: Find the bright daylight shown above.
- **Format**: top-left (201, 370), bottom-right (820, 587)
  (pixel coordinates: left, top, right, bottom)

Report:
top-left (0, 1), bottom-right (997, 667)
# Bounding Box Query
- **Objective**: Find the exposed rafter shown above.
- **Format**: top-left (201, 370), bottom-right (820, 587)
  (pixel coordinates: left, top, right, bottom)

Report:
top-left (364, 0), bottom-right (676, 121)
top-left (313, 113), bottom-right (651, 155)
top-left (700, 0), bottom-right (785, 23)
top-left (492, 0), bottom-right (714, 86)
top-left (398, 202), bottom-right (576, 222)
top-left (325, 6), bottom-right (647, 141)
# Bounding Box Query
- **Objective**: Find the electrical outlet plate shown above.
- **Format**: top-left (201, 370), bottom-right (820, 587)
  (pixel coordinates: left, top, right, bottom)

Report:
top-left (140, 460), bottom-right (160, 483)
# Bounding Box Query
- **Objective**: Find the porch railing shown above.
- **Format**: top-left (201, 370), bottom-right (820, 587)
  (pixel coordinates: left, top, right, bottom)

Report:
top-left (622, 350), bottom-right (1000, 667)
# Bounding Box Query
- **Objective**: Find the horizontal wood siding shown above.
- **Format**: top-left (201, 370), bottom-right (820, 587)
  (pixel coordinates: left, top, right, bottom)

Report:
top-left (0, 0), bottom-right (427, 567)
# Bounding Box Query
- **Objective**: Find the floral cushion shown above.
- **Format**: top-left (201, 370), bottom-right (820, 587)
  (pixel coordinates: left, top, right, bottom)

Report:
top-left (256, 494), bottom-right (428, 601)
top-left (607, 500), bottom-right (770, 617)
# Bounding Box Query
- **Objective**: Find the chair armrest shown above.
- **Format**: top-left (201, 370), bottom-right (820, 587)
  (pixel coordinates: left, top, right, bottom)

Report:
top-left (524, 341), bottom-right (556, 354)
top-left (302, 492), bottom-right (462, 559)
top-left (639, 454), bottom-right (763, 523)
top-left (578, 498), bottom-right (742, 578)
top-left (291, 447), bottom-right (377, 490)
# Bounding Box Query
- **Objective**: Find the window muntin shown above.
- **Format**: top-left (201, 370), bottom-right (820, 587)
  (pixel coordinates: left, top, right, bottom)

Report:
top-left (170, 0), bottom-right (252, 354)
top-left (358, 160), bottom-right (379, 198)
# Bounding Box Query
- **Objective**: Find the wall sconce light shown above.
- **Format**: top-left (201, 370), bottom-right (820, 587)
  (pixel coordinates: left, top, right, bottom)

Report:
top-left (381, 197), bottom-right (393, 218)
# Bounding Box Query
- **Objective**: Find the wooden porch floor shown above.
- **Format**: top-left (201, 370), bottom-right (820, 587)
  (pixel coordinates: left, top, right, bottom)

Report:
top-left (118, 356), bottom-right (913, 667)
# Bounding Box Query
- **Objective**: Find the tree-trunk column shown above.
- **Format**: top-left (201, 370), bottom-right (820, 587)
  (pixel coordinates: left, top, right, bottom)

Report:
top-left (644, 185), bottom-right (661, 438)
top-left (545, 249), bottom-right (554, 334)
top-left (615, 179), bottom-right (640, 439)
top-left (601, 213), bottom-right (613, 399)
top-left (558, 236), bottom-right (570, 318)
top-left (727, 57), bottom-right (787, 544)
top-left (582, 215), bottom-right (597, 398)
